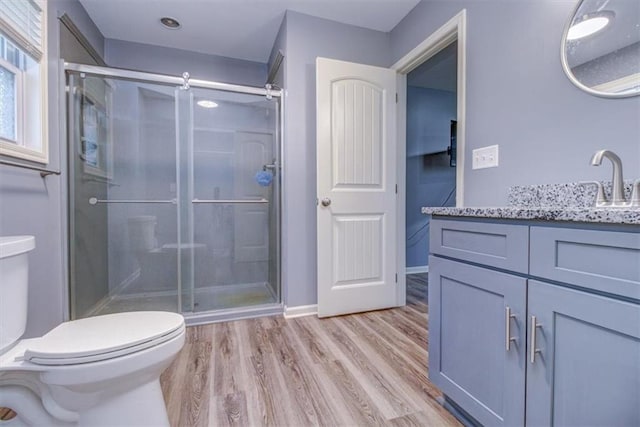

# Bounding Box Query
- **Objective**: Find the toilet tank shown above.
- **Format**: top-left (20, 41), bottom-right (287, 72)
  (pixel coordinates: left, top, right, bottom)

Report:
top-left (0, 236), bottom-right (35, 353)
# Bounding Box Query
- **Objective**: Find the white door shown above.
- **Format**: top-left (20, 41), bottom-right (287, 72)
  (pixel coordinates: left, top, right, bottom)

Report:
top-left (316, 57), bottom-right (397, 317)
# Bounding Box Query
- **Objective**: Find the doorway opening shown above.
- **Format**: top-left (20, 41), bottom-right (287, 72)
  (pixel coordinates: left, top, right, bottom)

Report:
top-left (392, 10), bottom-right (466, 303)
top-left (405, 42), bottom-right (458, 274)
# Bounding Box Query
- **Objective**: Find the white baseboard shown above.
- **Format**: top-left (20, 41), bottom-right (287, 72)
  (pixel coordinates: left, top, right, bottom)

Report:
top-left (283, 304), bottom-right (318, 319)
top-left (406, 265), bottom-right (429, 274)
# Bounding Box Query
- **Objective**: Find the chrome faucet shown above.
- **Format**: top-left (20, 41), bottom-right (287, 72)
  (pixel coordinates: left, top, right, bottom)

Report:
top-left (590, 149), bottom-right (626, 206)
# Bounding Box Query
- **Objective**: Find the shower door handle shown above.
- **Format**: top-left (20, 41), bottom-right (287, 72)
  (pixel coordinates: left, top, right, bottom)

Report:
top-left (89, 197), bottom-right (176, 205)
top-left (191, 199), bottom-right (269, 204)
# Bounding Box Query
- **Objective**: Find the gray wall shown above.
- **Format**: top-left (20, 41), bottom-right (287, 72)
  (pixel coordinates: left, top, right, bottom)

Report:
top-left (280, 11), bottom-right (391, 307)
top-left (105, 39), bottom-right (268, 87)
top-left (391, 0), bottom-right (640, 207)
top-left (0, 0), bottom-right (105, 337)
top-left (406, 87), bottom-right (456, 268)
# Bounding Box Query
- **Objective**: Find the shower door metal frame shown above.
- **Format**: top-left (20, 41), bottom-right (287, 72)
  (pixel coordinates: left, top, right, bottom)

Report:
top-left (65, 63), bottom-right (283, 97)
top-left (65, 62), bottom-right (284, 322)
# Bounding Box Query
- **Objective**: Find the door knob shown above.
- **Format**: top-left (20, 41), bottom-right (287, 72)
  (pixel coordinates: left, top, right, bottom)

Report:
top-left (321, 198), bottom-right (331, 207)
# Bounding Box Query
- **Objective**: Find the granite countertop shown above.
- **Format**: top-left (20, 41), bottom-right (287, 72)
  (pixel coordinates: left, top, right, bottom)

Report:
top-left (421, 206), bottom-right (640, 225)
top-left (422, 181), bottom-right (640, 225)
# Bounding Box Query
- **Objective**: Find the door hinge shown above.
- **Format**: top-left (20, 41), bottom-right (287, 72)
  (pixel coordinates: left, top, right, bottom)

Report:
top-left (395, 93), bottom-right (398, 103)
top-left (395, 273), bottom-right (398, 283)
top-left (395, 184), bottom-right (398, 194)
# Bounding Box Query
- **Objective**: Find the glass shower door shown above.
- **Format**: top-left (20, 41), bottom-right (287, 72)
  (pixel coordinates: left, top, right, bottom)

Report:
top-left (68, 73), bottom-right (181, 318)
top-left (178, 87), bottom-right (281, 313)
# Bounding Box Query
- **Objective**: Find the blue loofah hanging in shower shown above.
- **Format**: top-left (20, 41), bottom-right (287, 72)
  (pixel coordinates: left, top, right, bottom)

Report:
top-left (255, 170), bottom-right (273, 187)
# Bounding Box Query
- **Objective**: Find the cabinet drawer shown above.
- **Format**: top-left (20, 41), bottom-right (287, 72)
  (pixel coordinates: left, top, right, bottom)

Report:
top-left (530, 226), bottom-right (640, 301)
top-left (430, 219), bottom-right (529, 273)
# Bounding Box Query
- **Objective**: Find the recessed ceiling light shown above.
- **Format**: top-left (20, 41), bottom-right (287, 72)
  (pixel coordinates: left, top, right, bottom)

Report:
top-left (160, 17), bottom-right (181, 29)
top-left (567, 13), bottom-right (613, 41)
top-left (197, 100), bottom-right (218, 109)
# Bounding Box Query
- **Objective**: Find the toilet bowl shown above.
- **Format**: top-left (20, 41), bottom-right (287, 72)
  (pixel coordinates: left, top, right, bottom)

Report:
top-left (0, 236), bottom-right (186, 426)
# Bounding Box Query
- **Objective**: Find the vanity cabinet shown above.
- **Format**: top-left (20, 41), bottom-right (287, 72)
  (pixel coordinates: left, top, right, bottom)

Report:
top-left (428, 218), bottom-right (640, 426)
top-left (428, 256), bottom-right (526, 426)
top-left (526, 280), bottom-right (640, 426)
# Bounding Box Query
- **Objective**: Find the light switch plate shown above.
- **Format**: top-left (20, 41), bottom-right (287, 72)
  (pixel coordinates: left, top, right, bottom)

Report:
top-left (472, 145), bottom-right (499, 169)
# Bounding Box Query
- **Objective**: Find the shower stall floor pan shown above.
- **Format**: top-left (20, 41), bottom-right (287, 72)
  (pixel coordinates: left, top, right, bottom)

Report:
top-left (89, 282), bottom-right (280, 322)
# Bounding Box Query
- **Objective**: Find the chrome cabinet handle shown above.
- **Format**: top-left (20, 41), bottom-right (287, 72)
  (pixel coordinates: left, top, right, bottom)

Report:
top-left (505, 306), bottom-right (517, 351)
top-left (321, 198), bottom-right (331, 207)
top-left (530, 315), bottom-right (542, 364)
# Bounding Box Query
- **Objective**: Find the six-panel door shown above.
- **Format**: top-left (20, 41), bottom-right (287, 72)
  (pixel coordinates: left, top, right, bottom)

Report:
top-left (428, 256), bottom-right (527, 426)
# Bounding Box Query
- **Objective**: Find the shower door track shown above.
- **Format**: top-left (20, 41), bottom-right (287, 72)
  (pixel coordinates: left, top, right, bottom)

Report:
top-left (64, 62), bottom-right (283, 98)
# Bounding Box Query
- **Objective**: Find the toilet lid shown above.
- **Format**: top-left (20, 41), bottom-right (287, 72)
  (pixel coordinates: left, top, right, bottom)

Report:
top-left (23, 311), bottom-right (185, 366)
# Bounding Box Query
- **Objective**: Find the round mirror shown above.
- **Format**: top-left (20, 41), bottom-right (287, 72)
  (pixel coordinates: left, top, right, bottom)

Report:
top-left (561, 0), bottom-right (640, 98)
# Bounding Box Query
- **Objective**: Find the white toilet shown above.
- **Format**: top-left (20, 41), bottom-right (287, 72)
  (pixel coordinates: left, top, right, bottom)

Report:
top-left (0, 236), bottom-right (186, 426)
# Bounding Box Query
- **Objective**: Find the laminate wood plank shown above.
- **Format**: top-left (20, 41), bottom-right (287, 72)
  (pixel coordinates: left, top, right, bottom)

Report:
top-left (344, 314), bottom-right (427, 376)
top-left (389, 407), bottom-right (459, 427)
top-left (246, 327), bottom-right (302, 427)
top-left (186, 324), bottom-right (213, 344)
top-left (289, 316), bottom-right (331, 364)
top-left (212, 321), bottom-right (241, 396)
top-left (301, 317), bottom-right (403, 420)
top-left (368, 309), bottom-right (428, 349)
top-left (0, 408), bottom-right (16, 421)
top-left (232, 320), bottom-right (270, 427)
top-left (246, 317), bottom-right (273, 356)
top-left (344, 311), bottom-right (444, 403)
top-left (322, 358), bottom-right (389, 426)
top-left (267, 325), bottom-right (340, 426)
top-left (286, 318), bottom-right (365, 426)
top-left (178, 341), bottom-right (212, 427)
top-left (214, 391), bottom-right (249, 427)
top-left (324, 316), bottom-right (424, 417)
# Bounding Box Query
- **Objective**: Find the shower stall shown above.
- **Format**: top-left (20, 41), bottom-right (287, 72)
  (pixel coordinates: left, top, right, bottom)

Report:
top-left (66, 64), bottom-right (282, 323)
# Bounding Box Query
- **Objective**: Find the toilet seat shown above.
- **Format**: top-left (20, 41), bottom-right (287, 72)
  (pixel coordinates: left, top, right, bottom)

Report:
top-left (21, 311), bottom-right (184, 366)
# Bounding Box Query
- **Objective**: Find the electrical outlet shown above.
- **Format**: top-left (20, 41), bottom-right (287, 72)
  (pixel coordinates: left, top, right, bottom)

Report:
top-left (472, 145), bottom-right (499, 169)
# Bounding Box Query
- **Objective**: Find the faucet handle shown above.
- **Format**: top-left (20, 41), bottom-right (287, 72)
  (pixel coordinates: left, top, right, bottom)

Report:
top-left (631, 179), bottom-right (640, 207)
top-left (579, 181), bottom-right (607, 207)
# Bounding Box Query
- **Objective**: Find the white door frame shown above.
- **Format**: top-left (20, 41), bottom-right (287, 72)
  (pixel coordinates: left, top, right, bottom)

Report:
top-left (391, 9), bottom-right (467, 306)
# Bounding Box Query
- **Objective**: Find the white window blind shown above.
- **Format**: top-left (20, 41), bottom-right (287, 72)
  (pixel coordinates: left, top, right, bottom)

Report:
top-left (0, 0), bottom-right (43, 60)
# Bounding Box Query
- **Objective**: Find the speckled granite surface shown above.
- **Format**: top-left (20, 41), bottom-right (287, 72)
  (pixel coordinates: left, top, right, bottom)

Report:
top-left (422, 181), bottom-right (640, 225)
top-left (421, 206), bottom-right (640, 225)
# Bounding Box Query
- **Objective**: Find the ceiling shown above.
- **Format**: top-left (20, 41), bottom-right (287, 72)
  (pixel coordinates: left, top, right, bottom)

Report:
top-left (79, 0), bottom-right (421, 63)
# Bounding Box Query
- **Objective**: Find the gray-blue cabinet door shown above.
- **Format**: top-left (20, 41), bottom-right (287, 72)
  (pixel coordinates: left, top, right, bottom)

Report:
top-left (526, 280), bottom-right (640, 426)
top-left (428, 256), bottom-right (526, 426)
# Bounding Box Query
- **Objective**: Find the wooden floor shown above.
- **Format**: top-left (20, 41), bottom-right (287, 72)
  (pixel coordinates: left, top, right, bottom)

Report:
top-left (160, 274), bottom-right (460, 426)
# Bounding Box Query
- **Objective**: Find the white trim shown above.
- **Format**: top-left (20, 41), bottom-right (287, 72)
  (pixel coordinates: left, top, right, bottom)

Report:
top-left (391, 8), bottom-right (466, 207)
top-left (392, 9), bottom-right (467, 308)
top-left (406, 265), bottom-right (429, 274)
top-left (283, 304), bottom-right (318, 318)
top-left (0, 0), bottom-right (48, 164)
top-left (395, 73), bottom-right (407, 308)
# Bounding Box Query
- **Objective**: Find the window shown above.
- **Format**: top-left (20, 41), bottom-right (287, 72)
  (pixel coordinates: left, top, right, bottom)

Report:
top-left (0, 0), bottom-right (47, 163)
